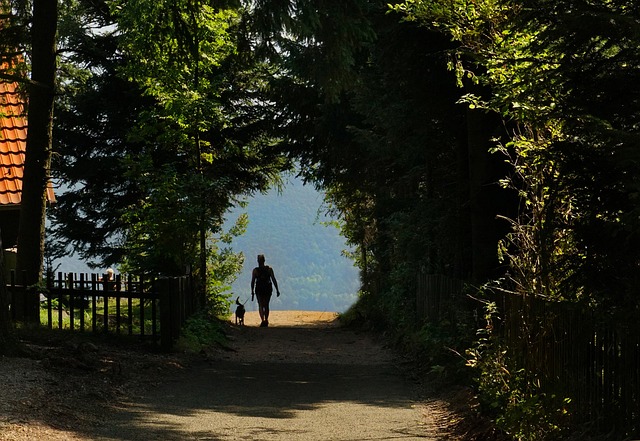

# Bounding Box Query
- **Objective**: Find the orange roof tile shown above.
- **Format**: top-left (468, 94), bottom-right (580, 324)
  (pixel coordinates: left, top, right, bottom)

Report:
top-left (0, 80), bottom-right (55, 208)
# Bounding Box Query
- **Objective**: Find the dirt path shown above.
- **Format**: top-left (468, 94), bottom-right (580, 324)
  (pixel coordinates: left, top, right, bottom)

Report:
top-left (1, 311), bottom-right (465, 440)
top-left (90, 311), bottom-right (457, 440)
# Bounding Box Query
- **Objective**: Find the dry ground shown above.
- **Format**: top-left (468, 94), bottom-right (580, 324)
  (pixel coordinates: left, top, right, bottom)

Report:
top-left (0, 311), bottom-right (499, 440)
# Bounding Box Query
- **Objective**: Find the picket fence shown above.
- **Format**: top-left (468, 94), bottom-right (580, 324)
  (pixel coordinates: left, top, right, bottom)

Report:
top-left (8, 271), bottom-right (196, 350)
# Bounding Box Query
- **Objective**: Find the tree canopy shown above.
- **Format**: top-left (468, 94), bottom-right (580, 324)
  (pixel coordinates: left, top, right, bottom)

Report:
top-left (50, 0), bottom-right (289, 295)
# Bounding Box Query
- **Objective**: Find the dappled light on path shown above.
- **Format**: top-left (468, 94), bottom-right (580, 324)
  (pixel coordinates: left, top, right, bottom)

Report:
top-left (89, 311), bottom-right (442, 440)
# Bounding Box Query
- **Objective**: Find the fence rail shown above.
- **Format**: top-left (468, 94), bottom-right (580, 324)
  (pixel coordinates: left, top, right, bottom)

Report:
top-left (8, 271), bottom-right (195, 350)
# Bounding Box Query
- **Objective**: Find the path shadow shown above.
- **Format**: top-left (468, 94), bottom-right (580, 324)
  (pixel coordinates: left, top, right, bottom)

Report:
top-left (83, 319), bottom-right (426, 440)
top-left (89, 360), bottom-right (418, 440)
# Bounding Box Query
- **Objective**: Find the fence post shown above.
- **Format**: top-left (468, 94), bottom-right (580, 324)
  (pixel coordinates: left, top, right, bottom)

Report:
top-left (45, 271), bottom-right (52, 328)
top-left (159, 278), bottom-right (173, 351)
top-left (171, 277), bottom-right (182, 341)
top-left (91, 274), bottom-right (98, 332)
top-left (139, 275), bottom-right (146, 341)
top-left (79, 273), bottom-right (86, 331)
top-left (115, 274), bottom-right (122, 334)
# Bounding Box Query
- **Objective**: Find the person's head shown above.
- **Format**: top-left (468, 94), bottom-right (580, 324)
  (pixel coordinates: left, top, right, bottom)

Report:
top-left (257, 254), bottom-right (265, 266)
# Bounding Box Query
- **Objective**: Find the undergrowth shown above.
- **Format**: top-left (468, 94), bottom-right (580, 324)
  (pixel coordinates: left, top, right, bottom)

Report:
top-left (340, 289), bottom-right (475, 386)
top-left (174, 311), bottom-right (227, 352)
top-left (467, 301), bottom-right (571, 440)
top-left (343, 287), bottom-right (574, 440)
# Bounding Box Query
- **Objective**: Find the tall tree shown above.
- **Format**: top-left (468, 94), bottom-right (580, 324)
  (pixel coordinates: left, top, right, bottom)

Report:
top-left (50, 0), bottom-right (288, 307)
top-left (50, 0), bottom-right (157, 267)
top-left (14, 0), bottom-right (57, 323)
top-left (393, 0), bottom-right (640, 436)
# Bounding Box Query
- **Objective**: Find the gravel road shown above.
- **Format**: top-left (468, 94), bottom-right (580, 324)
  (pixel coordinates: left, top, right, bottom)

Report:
top-left (88, 311), bottom-right (453, 441)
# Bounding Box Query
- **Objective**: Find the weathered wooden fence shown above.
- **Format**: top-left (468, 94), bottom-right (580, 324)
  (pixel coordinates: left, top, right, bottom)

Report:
top-left (416, 273), bottom-right (640, 437)
top-left (492, 293), bottom-right (640, 437)
top-left (416, 273), bottom-right (465, 322)
top-left (8, 271), bottom-right (196, 350)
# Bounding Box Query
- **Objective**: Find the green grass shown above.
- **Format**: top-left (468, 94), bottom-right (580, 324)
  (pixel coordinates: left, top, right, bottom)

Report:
top-left (40, 296), bottom-right (159, 336)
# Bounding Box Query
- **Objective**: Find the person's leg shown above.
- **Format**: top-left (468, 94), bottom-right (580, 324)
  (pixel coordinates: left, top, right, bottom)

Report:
top-left (263, 292), bottom-right (272, 325)
top-left (263, 302), bottom-right (270, 324)
top-left (257, 292), bottom-right (272, 326)
top-left (256, 294), bottom-right (265, 323)
top-left (257, 294), bottom-right (269, 326)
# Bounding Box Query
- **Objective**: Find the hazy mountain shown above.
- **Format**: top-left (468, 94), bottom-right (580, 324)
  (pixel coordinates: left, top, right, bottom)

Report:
top-left (50, 177), bottom-right (360, 313)
top-left (226, 177), bottom-right (360, 313)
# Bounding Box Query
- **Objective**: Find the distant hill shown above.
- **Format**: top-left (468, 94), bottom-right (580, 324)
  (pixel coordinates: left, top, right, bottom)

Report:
top-left (226, 177), bottom-right (360, 313)
top-left (50, 177), bottom-right (360, 313)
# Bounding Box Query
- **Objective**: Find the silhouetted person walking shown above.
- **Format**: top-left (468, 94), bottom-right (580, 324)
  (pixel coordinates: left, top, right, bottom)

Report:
top-left (251, 254), bottom-right (280, 327)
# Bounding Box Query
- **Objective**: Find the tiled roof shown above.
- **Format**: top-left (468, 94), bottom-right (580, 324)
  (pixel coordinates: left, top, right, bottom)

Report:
top-left (0, 80), bottom-right (55, 207)
top-left (0, 80), bottom-right (27, 206)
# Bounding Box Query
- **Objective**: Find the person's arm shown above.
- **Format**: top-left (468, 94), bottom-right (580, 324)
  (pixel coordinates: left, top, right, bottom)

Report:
top-left (251, 269), bottom-right (257, 301)
top-left (270, 268), bottom-right (280, 296)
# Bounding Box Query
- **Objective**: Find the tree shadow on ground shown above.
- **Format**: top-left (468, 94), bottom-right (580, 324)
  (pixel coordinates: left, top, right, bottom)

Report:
top-left (79, 319), bottom-right (429, 440)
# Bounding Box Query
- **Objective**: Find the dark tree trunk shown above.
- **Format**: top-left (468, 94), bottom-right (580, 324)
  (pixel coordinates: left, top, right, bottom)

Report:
top-left (466, 107), bottom-right (508, 283)
top-left (456, 119), bottom-right (472, 279)
top-left (14, 0), bottom-right (57, 324)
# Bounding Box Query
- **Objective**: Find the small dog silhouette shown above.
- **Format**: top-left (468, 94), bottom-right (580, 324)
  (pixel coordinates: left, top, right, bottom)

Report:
top-left (235, 297), bottom-right (246, 326)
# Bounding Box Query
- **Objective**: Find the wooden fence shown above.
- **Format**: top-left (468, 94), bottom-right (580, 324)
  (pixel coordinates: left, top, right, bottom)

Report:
top-left (492, 293), bottom-right (640, 437)
top-left (416, 274), bottom-right (640, 437)
top-left (416, 273), bottom-right (465, 322)
top-left (8, 271), bottom-right (196, 350)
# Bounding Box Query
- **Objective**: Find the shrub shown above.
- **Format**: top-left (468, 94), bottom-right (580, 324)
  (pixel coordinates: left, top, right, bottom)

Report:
top-left (175, 312), bottom-right (227, 352)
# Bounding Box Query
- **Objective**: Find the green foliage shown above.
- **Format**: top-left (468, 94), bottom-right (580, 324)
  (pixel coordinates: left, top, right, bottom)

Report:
top-left (175, 311), bottom-right (227, 352)
top-left (466, 301), bottom-right (570, 440)
top-left (51, 1), bottom-right (156, 267)
top-left (393, 0), bottom-right (640, 314)
top-left (250, 0), bottom-right (375, 102)
top-left (408, 317), bottom-right (475, 382)
top-left (0, 0), bottom-right (30, 73)
top-left (113, 0), bottom-right (238, 90)
top-left (494, 134), bottom-right (580, 302)
top-left (204, 214), bottom-right (247, 315)
top-left (51, 0), bottom-right (290, 279)
top-left (283, 2), bottom-right (469, 322)
top-left (110, 0), bottom-right (283, 278)
top-left (387, 2), bottom-right (640, 436)
top-left (338, 289), bottom-right (385, 329)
